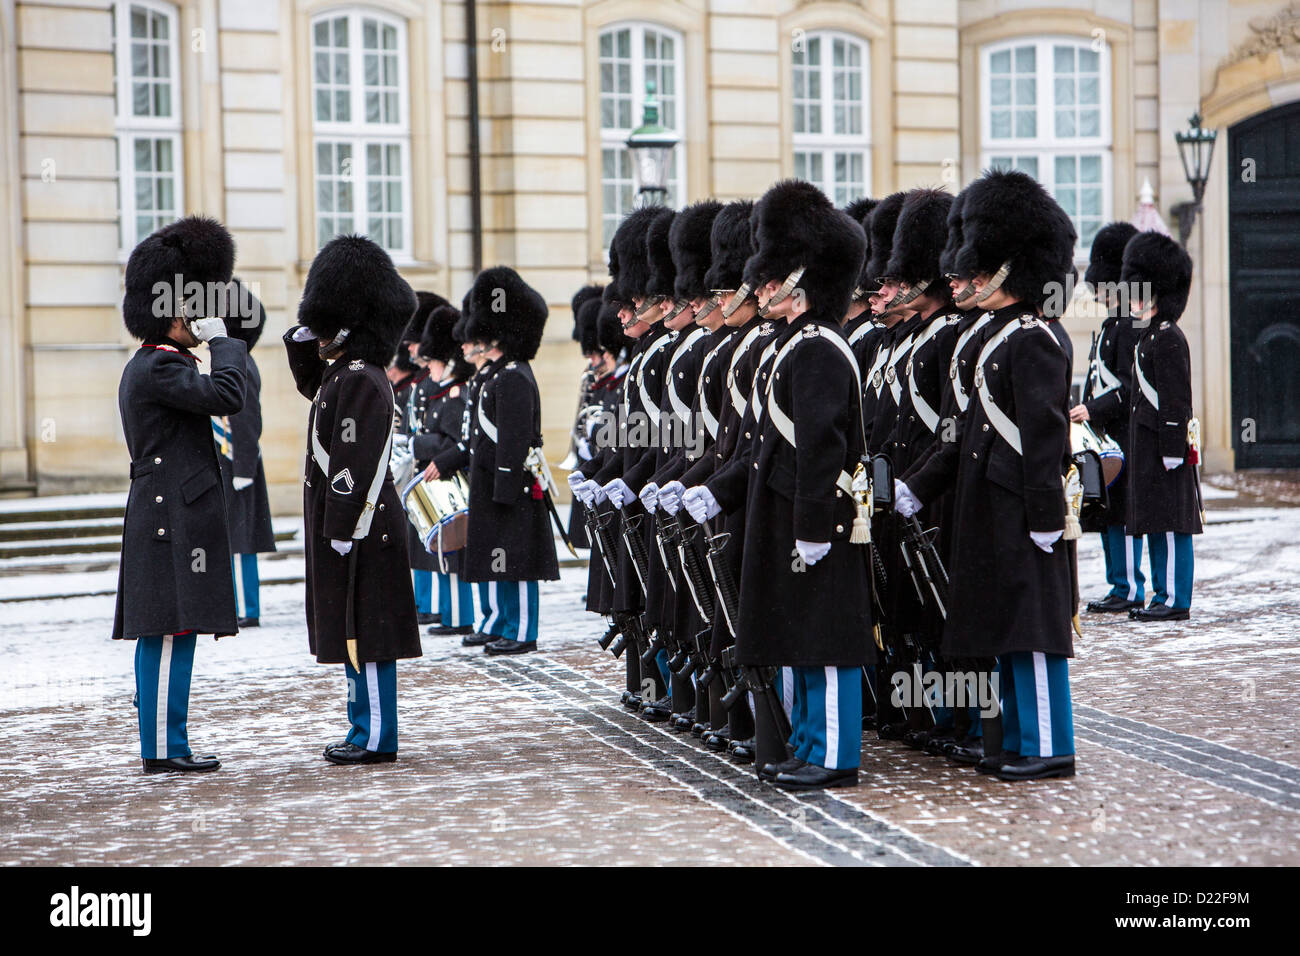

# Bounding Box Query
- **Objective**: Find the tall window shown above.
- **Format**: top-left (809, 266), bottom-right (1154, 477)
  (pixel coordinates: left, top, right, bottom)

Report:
top-left (793, 32), bottom-right (870, 207)
top-left (113, 1), bottom-right (183, 252)
top-left (981, 37), bottom-right (1112, 252)
top-left (311, 10), bottom-right (411, 256)
top-left (599, 23), bottom-right (685, 248)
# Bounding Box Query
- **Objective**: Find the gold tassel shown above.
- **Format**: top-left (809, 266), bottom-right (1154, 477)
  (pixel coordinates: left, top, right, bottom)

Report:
top-left (1072, 613), bottom-right (1083, 639)
top-left (851, 500), bottom-right (871, 544)
top-left (1064, 512), bottom-right (1082, 541)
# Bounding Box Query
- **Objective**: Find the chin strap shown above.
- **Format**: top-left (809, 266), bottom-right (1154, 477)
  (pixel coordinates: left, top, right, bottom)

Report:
top-left (883, 277), bottom-right (932, 311)
top-left (757, 266), bottom-right (806, 318)
top-left (974, 261), bottom-right (1013, 304)
top-left (635, 296), bottom-right (666, 319)
top-left (720, 282), bottom-right (753, 320)
top-left (952, 282), bottom-right (978, 305)
top-left (663, 299), bottom-right (691, 322)
top-left (694, 294), bottom-right (721, 323)
top-left (318, 327), bottom-right (351, 361)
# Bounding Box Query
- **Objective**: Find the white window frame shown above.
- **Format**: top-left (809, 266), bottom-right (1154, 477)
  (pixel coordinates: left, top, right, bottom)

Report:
top-left (113, 0), bottom-right (184, 255)
top-left (792, 31), bottom-right (871, 207)
top-left (979, 36), bottom-right (1113, 255)
top-left (598, 22), bottom-right (686, 251)
top-left (310, 8), bottom-right (413, 260)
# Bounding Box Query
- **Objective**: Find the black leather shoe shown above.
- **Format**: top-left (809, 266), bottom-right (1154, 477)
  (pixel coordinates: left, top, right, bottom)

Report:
top-left (703, 729), bottom-right (730, 752)
top-left (995, 754), bottom-right (1076, 781)
top-left (1086, 594), bottom-right (1141, 613)
top-left (976, 750), bottom-right (1017, 774)
top-left (945, 736), bottom-right (984, 765)
top-left (641, 696), bottom-right (673, 722)
top-left (417, 612), bottom-right (439, 625)
top-left (670, 707), bottom-right (695, 733)
top-left (728, 737), bottom-right (755, 763)
top-left (324, 742), bottom-right (396, 765)
top-left (759, 756), bottom-right (804, 782)
top-left (924, 728), bottom-right (961, 756)
top-left (903, 728), bottom-right (931, 750)
top-left (485, 638), bottom-right (536, 655)
top-left (1130, 604), bottom-right (1190, 622)
top-left (877, 721), bottom-right (908, 741)
top-left (462, 630), bottom-right (496, 647)
top-left (428, 624), bottom-right (474, 636)
top-left (237, 616), bottom-right (259, 628)
top-left (323, 739), bottom-right (351, 755)
top-left (690, 720), bottom-right (708, 737)
top-left (773, 763), bottom-right (859, 791)
top-left (142, 754), bottom-right (220, 774)
top-left (621, 692), bottom-right (643, 712)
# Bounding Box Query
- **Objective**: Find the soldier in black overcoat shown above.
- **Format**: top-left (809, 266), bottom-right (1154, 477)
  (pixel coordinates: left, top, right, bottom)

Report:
top-left (896, 169), bottom-right (1079, 782)
top-left (1071, 222), bottom-right (1146, 613)
top-left (458, 267), bottom-right (560, 653)
top-left (113, 216), bottom-right (245, 773)
top-left (218, 278), bottom-right (277, 629)
top-left (284, 235), bottom-right (421, 765)
top-left (1121, 232), bottom-right (1202, 621)
top-left (563, 284), bottom-right (606, 550)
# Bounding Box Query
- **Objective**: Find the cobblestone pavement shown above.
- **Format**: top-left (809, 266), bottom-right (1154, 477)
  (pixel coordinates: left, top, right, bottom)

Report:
top-left (2, 492), bottom-right (1299, 866)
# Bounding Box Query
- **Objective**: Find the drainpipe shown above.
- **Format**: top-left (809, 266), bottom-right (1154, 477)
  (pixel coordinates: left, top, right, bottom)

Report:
top-left (466, 0), bottom-right (483, 274)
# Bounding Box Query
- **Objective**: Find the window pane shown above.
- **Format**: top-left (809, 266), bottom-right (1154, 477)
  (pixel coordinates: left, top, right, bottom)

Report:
top-left (367, 143), bottom-right (381, 176)
top-left (131, 8), bottom-right (147, 38)
top-left (1080, 154), bottom-right (1101, 182)
top-left (1056, 155), bottom-right (1076, 184)
top-left (1015, 78), bottom-right (1036, 106)
top-left (1079, 48), bottom-right (1099, 73)
top-left (315, 52), bottom-right (329, 84)
top-left (363, 20), bottom-right (376, 49)
top-left (154, 83), bottom-right (169, 118)
top-left (990, 49), bottom-right (1010, 73)
top-left (156, 175), bottom-right (173, 211)
top-left (365, 53), bottom-right (379, 87)
top-left (333, 17), bottom-right (347, 47)
top-left (1054, 45), bottom-right (1074, 73)
top-left (315, 90), bottom-right (330, 122)
top-left (1056, 109), bottom-right (1076, 138)
top-left (133, 137), bottom-right (152, 171)
top-left (366, 91), bottom-right (379, 123)
top-left (1015, 109), bottom-right (1036, 137)
top-left (131, 41), bottom-right (149, 78)
top-left (155, 137), bottom-right (172, 172)
top-left (1079, 108), bottom-right (1100, 137)
top-left (335, 91), bottom-right (349, 122)
top-left (135, 174), bottom-right (152, 209)
top-left (314, 20), bottom-right (328, 46)
top-left (1014, 46), bottom-right (1035, 72)
top-left (990, 77), bottom-right (1011, 107)
top-left (1055, 77), bottom-right (1074, 106)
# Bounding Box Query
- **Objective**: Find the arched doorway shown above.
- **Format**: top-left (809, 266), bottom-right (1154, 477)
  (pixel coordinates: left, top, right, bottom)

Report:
top-left (1229, 101), bottom-right (1300, 468)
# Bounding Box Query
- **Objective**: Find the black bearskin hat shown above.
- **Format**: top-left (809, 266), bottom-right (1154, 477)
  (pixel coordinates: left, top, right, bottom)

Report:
top-left (864, 192), bottom-right (907, 282)
top-left (742, 180), bottom-right (866, 320)
top-left (409, 291), bottom-right (449, 358)
top-left (1084, 221), bottom-right (1139, 288)
top-left (123, 216), bottom-right (235, 341)
top-left (463, 266), bottom-right (549, 361)
top-left (576, 296), bottom-right (603, 354)
top-left (604, 206), bottom-right (662, 305)
top-left (702, 200), bottom-right (754, 292)
top-left (955, 169), bottom-right (1077, 314)
top-left (938, 189), bottom-right (968, 278)
top-left (843, 198), bottom-right (879, 296)
top-left (1120, 231), bottom-right (1193, 324)
top-left (298, 234), bottom-right (416, 367)
top-left (885, 189), bottom-right (955, 288)
top-left (419, 302), bottom-right (461, 363)
top-left (645, 208), bottom-right (678, 300)
top-left (669, 200), bottom-right (723, 301)
top-left (571, 284), bottom-right (604, 342)
top-left (596, 301), bottom-right (630, 356)
top-left (221, 277), bottom-right (266, 349)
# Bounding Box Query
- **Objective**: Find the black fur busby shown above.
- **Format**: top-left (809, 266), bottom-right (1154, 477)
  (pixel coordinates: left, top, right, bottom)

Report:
top-left (571, 284), bottom-right (604, 342)
top-left (410, 291), bottom-right (449, 358)
top-left (844, 198), bottom-right (879, 296)
top-left (1084, 221), bottom-right (1139, 288)
top-left (669, 200), bottom-right (723, 301)
top-left (864, 192), bottom-right (907, 282)
top-left (605, 206), bottom-right (663, 305)
top-left (596, 301), bottom-right (631, 357)
top-left (576, 297), bottom-right (603, 354)
top-left (463, 266), bottom-right (549, 362)
top-left (298, 235), bottom-right (416, 367)
top-left (645, 208), bottom-right (678, 300)
top-left (123, 216), bottom-right (235, 341)
top-left (938, 189), bottom-right (968, 278)
top-left (884, 189), bottom-right (955, 288)
top-left (1120, 231), bottom-right (1193, 324)
top-left (702, 200), bottom-right (754, 292)
top-left (954, 169), bottom-right (1077, 313)
top-left (419, 303), bottom-right (461, 364)
top-left (742, 180), bottom-right (866, 320)
top-left (221, 277), bottom-right (265, 348)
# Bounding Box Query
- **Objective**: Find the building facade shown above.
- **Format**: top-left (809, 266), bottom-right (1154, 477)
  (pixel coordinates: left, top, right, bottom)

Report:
top-left (3, 0), bottom-right (1299, 507)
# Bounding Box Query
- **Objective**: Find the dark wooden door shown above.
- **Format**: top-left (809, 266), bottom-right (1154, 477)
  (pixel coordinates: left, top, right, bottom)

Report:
top-left (1229, 102), bottom-right (1300, 468)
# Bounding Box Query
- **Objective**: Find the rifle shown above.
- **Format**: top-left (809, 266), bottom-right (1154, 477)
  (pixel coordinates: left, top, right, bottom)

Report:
top-left (899, 513), bottom-right (949, 621)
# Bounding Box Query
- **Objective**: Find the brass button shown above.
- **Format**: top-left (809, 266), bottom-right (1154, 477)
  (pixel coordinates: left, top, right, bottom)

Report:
top-left (836, 524), bottom-right (844, 533)
top-left (155, 495), bottom-right (163, 503)
top-left (320, 401), bottom-right (326, 408)
top-left (982, 423), bottom-right (989, 432)
top-left (971, 452), bottom-right (978, 459)
top-left (381, 533), bottom-right (389, 542)
top-left (991, 363), bottom-right (999, 371)
top-left (154, 457), bottom-right (162, 464)
top-left (753, 462), bottom-right (758, 470)
top-left (378, 503), bottom-right (385, 511)
top-left (836, 490), bottom-right (843, 498)
top-left (744, 431), bottom-right (751, 439)
top-left (157, 528), bottom-right (165, 536)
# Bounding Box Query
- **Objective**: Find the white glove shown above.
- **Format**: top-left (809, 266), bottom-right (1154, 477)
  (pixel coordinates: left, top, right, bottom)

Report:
top-left (795, 540), bottom-right (831, 566)
top-left (392, 433), bottom-right (411, 452)
top-left (604, 478), bottom-right (633, 509)
top-left (576, 479), bottom-right (607, 506)
top-left (683, 486), bottom-right (721, 524)
top-left (232, 476), bottom-right (253, 491)
top-left (638, 482), bottom-right (660, 512)
top-left (658, 481), bottom-right (685, 516)
top-left (292, 326), bottom-right (318, 342)
top-left (576, 437), bottom-right (591, 461)
top-left (191, 317), bottom-right (228, 342)
top-left (567, 471), bottom-right (585, 492)
top-left (1163, 457), bottom-right (1184, 471)
top-left (330, 539), bottom-right (353, 556)
top-left (894, 479), bottom-right (921, 518)
top-left (1030, 530), bottom-right (1062, 553)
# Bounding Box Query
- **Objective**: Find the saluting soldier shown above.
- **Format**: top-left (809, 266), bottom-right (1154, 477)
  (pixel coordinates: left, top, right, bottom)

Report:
top-left (1122, 232), bottom-right (1201, 622)
top-left (284, 235), bottom-right (421, 765)
top-left (896, 169), bottom-right (1079, 781)
top-left (459, 267), bottom-right (560, 653)
top-left (218, 277), bottom-right (277, 629)
top-left (114, 216), bottom-right (245, 773)
top-left (1071, 222), bottom-right (1146, 613)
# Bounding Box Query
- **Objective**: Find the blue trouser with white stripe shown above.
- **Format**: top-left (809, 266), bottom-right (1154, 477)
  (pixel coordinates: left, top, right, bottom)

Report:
top-left (134, 632), bottom-right (196, 759)
top-left (232, 553), bottom-right (260, 619)
top-left (1145, 531), bottom-right (1194, 610)
top-left (788, 666), bottom-right (862, 770)
top-left (437, 569), bottom-right (476, 627)
top-left (476, 580), bottom-right (540, 643)
top-left (1100, 525), bottom-right (1145, 603)
top-left (1000, 652), bottom-right (1074, 758)
top-left (412, 569), bottom-right (433, 615)
top-left (344, 659), bottom-right (398, 753)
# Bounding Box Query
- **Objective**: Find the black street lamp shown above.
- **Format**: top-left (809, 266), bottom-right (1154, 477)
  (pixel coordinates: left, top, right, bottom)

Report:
top-left (1172, 111), bottom-right (1218, 247)
top-left (626, 81), bottom-right (677, 208)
